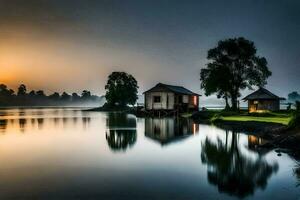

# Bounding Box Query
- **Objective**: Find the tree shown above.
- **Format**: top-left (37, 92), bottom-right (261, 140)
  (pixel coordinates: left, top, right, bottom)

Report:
top-left (0, 84), bottom-right (13, 97)
top-left (49, 92), bottom-right (60, 101)
top-left (60, 92), bottom-right (71, 101)
top-left (200, 63), bottom-right (232, 110)
top-left (81, 90), bottom-right (91, 100)
top-left (28, 90), bottom-right (36, 97)
top-left (288, 91), bottom-right (300, 102)
top-left (36, 90), bottom-right (46, 97)
top-left (17, 84), bottom-right (27, 96)
top-left (0, 84), bottom-right (14, 106)
top-left (105, 71), bottom-right (139, 107)
top-left (72, 92), bottom-right (81, 102)
top-left (200, 37), bottom-right (272, 110)
top-left (201, 132), bottom-right (278, 198)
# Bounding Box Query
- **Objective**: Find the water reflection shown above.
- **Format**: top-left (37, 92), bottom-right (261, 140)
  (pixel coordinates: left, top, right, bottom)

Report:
top-left (0, 109), bottom-right (91, 133)
top-left (19, 118), bottom-right (27, 132)
top-left (295, 163), bottom-right (300, 187)
top-left (247, 135), bottom-right (271, 155)
top-left (0, 119), bottom-right (8, 133)
top-left (201, 131), bottom-right (278, 198)
top-left (0, 109), bottom-right (299, 199)
top-left (145, 117), bottom-right (198, 146)
top-left (105, 113), bottom-right (137, 152)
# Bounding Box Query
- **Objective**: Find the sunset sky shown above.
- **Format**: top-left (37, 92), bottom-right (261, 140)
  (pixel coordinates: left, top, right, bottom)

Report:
top-left (0, 0), bottom-right (299, 104)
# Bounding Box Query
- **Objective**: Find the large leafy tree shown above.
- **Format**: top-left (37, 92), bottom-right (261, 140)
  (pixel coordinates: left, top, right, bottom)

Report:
top-left (105, 71), bottom-right (138, 107)
top-left (200, 37), bottom-right (272, 110)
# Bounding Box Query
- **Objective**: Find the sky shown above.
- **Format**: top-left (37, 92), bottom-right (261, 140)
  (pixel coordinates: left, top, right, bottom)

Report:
top-left (0, 0), bottom-right (299, 105)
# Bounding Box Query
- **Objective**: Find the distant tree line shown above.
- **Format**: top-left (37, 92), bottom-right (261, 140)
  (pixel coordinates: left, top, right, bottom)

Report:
top-left (0, 83), bottom-right (102, 107)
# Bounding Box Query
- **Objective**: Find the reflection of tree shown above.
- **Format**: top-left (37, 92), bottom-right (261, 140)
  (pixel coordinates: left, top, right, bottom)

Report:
top-left (106, 130), bottom-right (137, 152)
top-left (0, 119), bottom-right (8, 133)
top-left (105, 113), bottom-right (137, 152)
top-left (295, 163), bottom-right (300, 187)
top-left (19, 118), bottom-right (27, 132)
top-left (291, 154), bottom-right (300, 187)
top-left (201, 131), bottom-right (278, 198)
top-left (106, 113), bottom-right (136, 128)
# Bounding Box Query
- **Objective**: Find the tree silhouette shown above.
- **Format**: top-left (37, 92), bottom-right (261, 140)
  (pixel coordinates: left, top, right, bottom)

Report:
top-left (49, 92), bottom-right (60, 101)
top-left (81, 90), bottom-right (91, 99)
top-left (17, 84), bottom-right (27, 96)
top-left (201, 131), bottom-right (278, 198)
top-left (72, 92), bottom-right (81, 102)
top-left (0, 84), bottom-right (14, 97)
top-left (36, 90), bottom-right (46, 98)
top-left (28, 90), bottom-right (36, 97)
top-left (200, 37), bottom-right (272, 110)
top-left (60, 92), bottom-right (71, 101)
top-left (105, 71), bottom-right (138, 107)
top-left (200, 63), bottom-right (232, 110)
top-left (288, 91), bottom-right (300, 102)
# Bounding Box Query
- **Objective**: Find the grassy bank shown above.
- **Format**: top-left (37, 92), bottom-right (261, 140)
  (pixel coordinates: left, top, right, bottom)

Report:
top-left (192, 110), bottom-right (292, 125)
top-left (221, 114), bottom-right (291, 125)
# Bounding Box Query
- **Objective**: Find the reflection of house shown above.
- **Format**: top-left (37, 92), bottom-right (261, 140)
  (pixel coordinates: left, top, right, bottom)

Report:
top-left (248, 135), bottom-right (265, 148)
top-left (247, 135), bottom-right (270, 155)
top-left (143, 83), bottom-right (200, 112)
top-left (145, 118), bottom-right (198, 145)
top-left (243, 88), bottom-right (285, 113)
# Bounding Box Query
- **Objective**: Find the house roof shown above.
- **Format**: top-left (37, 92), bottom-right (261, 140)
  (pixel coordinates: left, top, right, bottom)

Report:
top-left (143, 83), bottom-right (200, 96)
top-left (243, 87), bottom-right (285, 101)
top-left (145, 133), bottom-right (192, 146)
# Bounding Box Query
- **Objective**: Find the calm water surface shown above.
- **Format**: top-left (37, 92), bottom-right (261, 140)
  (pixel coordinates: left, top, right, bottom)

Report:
top-left (0, 108), bottom-right (299, 199)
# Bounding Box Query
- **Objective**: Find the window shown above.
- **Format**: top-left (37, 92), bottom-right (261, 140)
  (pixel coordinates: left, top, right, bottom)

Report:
top-left (153, 96), bottom-right (161, 103)
top-left (193, 96), bottom-right (198, 106)
top-left (178, 95), bottom-right (183, 103)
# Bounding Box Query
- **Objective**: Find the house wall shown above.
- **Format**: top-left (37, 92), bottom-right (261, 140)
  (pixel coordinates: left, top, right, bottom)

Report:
top-left (145, 92), bottom-right (174, 110)
top-left (182, 95), bottom-right (189, 103)
top-left (248, 99), bottom-right (280, 112)
top-left (145, 92), bottom-right (199, 111)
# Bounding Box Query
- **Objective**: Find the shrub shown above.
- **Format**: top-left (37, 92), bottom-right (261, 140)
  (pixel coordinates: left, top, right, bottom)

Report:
top-left (288, 102), bottom-right (300, 129)
top-left (296, 101), bottom-right (300, 112)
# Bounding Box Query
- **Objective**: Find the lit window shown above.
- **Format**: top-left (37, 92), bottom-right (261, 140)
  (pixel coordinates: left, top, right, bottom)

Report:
top-left (193, 96), bottom-right (197, 105)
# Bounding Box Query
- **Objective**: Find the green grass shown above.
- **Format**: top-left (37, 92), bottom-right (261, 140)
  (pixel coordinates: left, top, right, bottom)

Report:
top-left (221, 115), bottom-right (292, 125)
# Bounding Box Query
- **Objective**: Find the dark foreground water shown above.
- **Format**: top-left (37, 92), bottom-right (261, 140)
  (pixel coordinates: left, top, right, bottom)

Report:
top-left (0, 108), bottom-right (299, 200)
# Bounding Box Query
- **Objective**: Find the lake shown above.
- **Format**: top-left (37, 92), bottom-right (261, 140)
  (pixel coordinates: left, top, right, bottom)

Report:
top-left (0, 108), bottom-right (299, 199)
